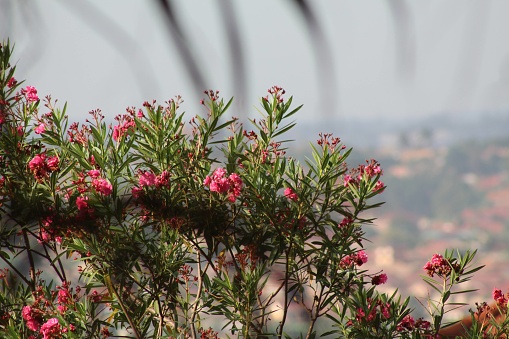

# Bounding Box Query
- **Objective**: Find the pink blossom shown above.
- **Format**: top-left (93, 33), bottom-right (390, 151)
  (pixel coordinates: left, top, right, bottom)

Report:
top-left (138, 171), bottom-right (157, 187)
top-left (88, 169), bottom-right (101, 178)
top-left (7, 77), bottom-right (17, 88)
top-left (339, 217), bottom-right (353, 228)
top-left (46, 156), bottom-right (59, 172)
top-left (58, 287), bottom-right (71, 305)
top-left (131, 186), bottom-right (143, 199)
top-left (228, 173), bottom-right (243, 201)
top-left (112, 117), bottom-right (135, 141)
top-left (493, 288), bottom-right (508, 306)
top-left (92, 178), bottom-right (113, 196)
top-left (371, 273), bottom-right (388, 285)
top-left (156, 170), bottom-right (171, 187)
top-left (22, 306), bottom-right (40, 331)
top-left (356, 250), bottom-right (368, 265)
top-left (397, 315), bottom-right (415, 332)
top-left (40, 318), bottom-right (61, 339)
top-left (381, 303), bottom-right (391, 319)
top-left (341, 251), bottom-right (368, 268)
top-left (423, 253), bottom-right (454, 277)
top-left (22, 86), bottom-right (39, 102)
top-left (76, 196), bottom-right (89, 211)
top-left (29, 154), bottom-right (48, 181)
top-left (34, 123), bottom-right (46, 134)
top-left (209, 177), bottom-right (230, 194)
top-left (26, 319), bottom-right (40, 332)
top-left (22, 305), bottom-right (32, 321)
top-left (284, 187), bottom-right (298, 201)
top-left (204, 168), bottom-right (243, 202)
top-left (343, 175), bottom-right (353, 187)
top-left (112, 125), bottom-right (121, 141)
top-left (29, 154), bottom-right (45, 171)
top-left (373, 180), bottom-right (384, 193)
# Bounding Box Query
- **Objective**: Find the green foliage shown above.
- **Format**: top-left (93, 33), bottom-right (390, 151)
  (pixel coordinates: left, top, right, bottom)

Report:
top-left (0, 39), bottom-right (505, 339)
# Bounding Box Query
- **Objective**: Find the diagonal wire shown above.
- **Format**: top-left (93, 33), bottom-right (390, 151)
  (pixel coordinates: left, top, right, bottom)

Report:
top-left (386, 0), bottom-right (416, 81)
top-left (156, 0), bottom-right (207, 96)
top-left (291, 0), bottom-right (338, 117)
top-left (218, 0), bottom-right (247, 117)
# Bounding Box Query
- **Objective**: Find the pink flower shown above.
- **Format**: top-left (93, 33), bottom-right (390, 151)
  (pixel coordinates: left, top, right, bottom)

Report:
top-left (29, 154), bottom-right (48, 181)
top-left (34, 123), bottom-right (46, 134)
top-left (397, 315), bottom-right (416, 332)
top-left (88, 169), bottom-right (101, 178)
top-left (156, 170), bottom-right (171, 188)
top-left (341, 251), bottom-right (368, 268)
top-left (26, 319), bottom-right (40, 332)
top-left (46, 156), bottom-right (59, 172)
top-left (493, 288), bottom-right (508, 306)
top-left (228, 173), bottom-right (243, 202)
top-left (204, 168), bottom-right (243, 201)
top-left (22, 306), bottom-right (40, 331)
top-left (356, 250), bottom-right (368, 265)
top-left (112, 116), bottom-right (135, 141)
top-left (373, 180), bottom-right (384, 193)
top-left (284, 187), bottom-right (298, 201)
top-left (40, 318), bottom-right (61, 339)
top-left (7, 77), bottom-right (17, 88)
top-left (424, 253), bottom-right (454, 277)
top-left (371, 273), bottom-right (388, 285)
top-left (22, 86), bottom-right (39, 102)
top-left (92, 178), bottom-right (113, 196)
top-left (29, 154), bottom-right (45, 171)
top-left (131, 186), bottom-right (143, 199)
top-left (209, 177), bottom-right (230, 194)
top-left (112, 125), bottom-right (121, 141)
top-left (22, 305), bottom-right (32, 321)
top-left (76, 196), bottom-right (89, 211)
top-left (138, 171), bottom-right (157, 187)
top-left (343, 175), bottom-right (353, 187)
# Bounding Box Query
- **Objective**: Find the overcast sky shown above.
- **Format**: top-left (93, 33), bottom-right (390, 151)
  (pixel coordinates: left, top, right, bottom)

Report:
top-left (2, 1), bottom-right (509, 127)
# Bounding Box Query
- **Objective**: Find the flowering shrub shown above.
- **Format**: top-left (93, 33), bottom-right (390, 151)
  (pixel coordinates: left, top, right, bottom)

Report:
top-left (0, 39), bottom-right (504, 338)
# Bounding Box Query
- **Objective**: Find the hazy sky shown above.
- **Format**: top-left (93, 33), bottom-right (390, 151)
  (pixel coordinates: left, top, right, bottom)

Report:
top-left (2, 1), bottom-right (509, 126)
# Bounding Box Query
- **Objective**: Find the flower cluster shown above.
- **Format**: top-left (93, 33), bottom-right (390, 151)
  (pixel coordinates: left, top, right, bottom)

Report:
top-left (112, 114), bottom-right (135, 141)
top-left (21, 85), bottom-right (39, 102)
top-left (493, 288), bottom-right (509, 308)
top-left (137, 170), bottom-right (171, 189)
top-left (340, 250), bottom-right (368, 268)
top-left (263, 85), bottom-right (285, 103)
top-left (423, 253), bottom-right (459, 278)
top-left (317, 132), bottom-right (345, 151)
top-left (353, 298), bottom-right (391, 324)
top-left (284, 187), bottom-right (298, 201)
top-left (343, 159), bottom-right (384, 193)
top-left (20, 283), bottom-right (79, 338)
top-left (28, 153), bottom-right (60, 182)
top-left (371, 273), bottom-right (388, 285)
top-left (203, 167), bottom-right (243, 202)
top-left (396, 315), bottom-right (431, 334)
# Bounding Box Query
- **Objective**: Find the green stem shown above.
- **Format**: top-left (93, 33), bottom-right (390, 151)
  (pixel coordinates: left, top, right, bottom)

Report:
top-left (21, 228), bottom-right (36, 291)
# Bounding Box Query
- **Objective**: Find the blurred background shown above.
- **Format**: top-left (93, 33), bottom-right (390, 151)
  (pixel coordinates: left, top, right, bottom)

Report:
top-left (2, 0), bottom-right (509, 324)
